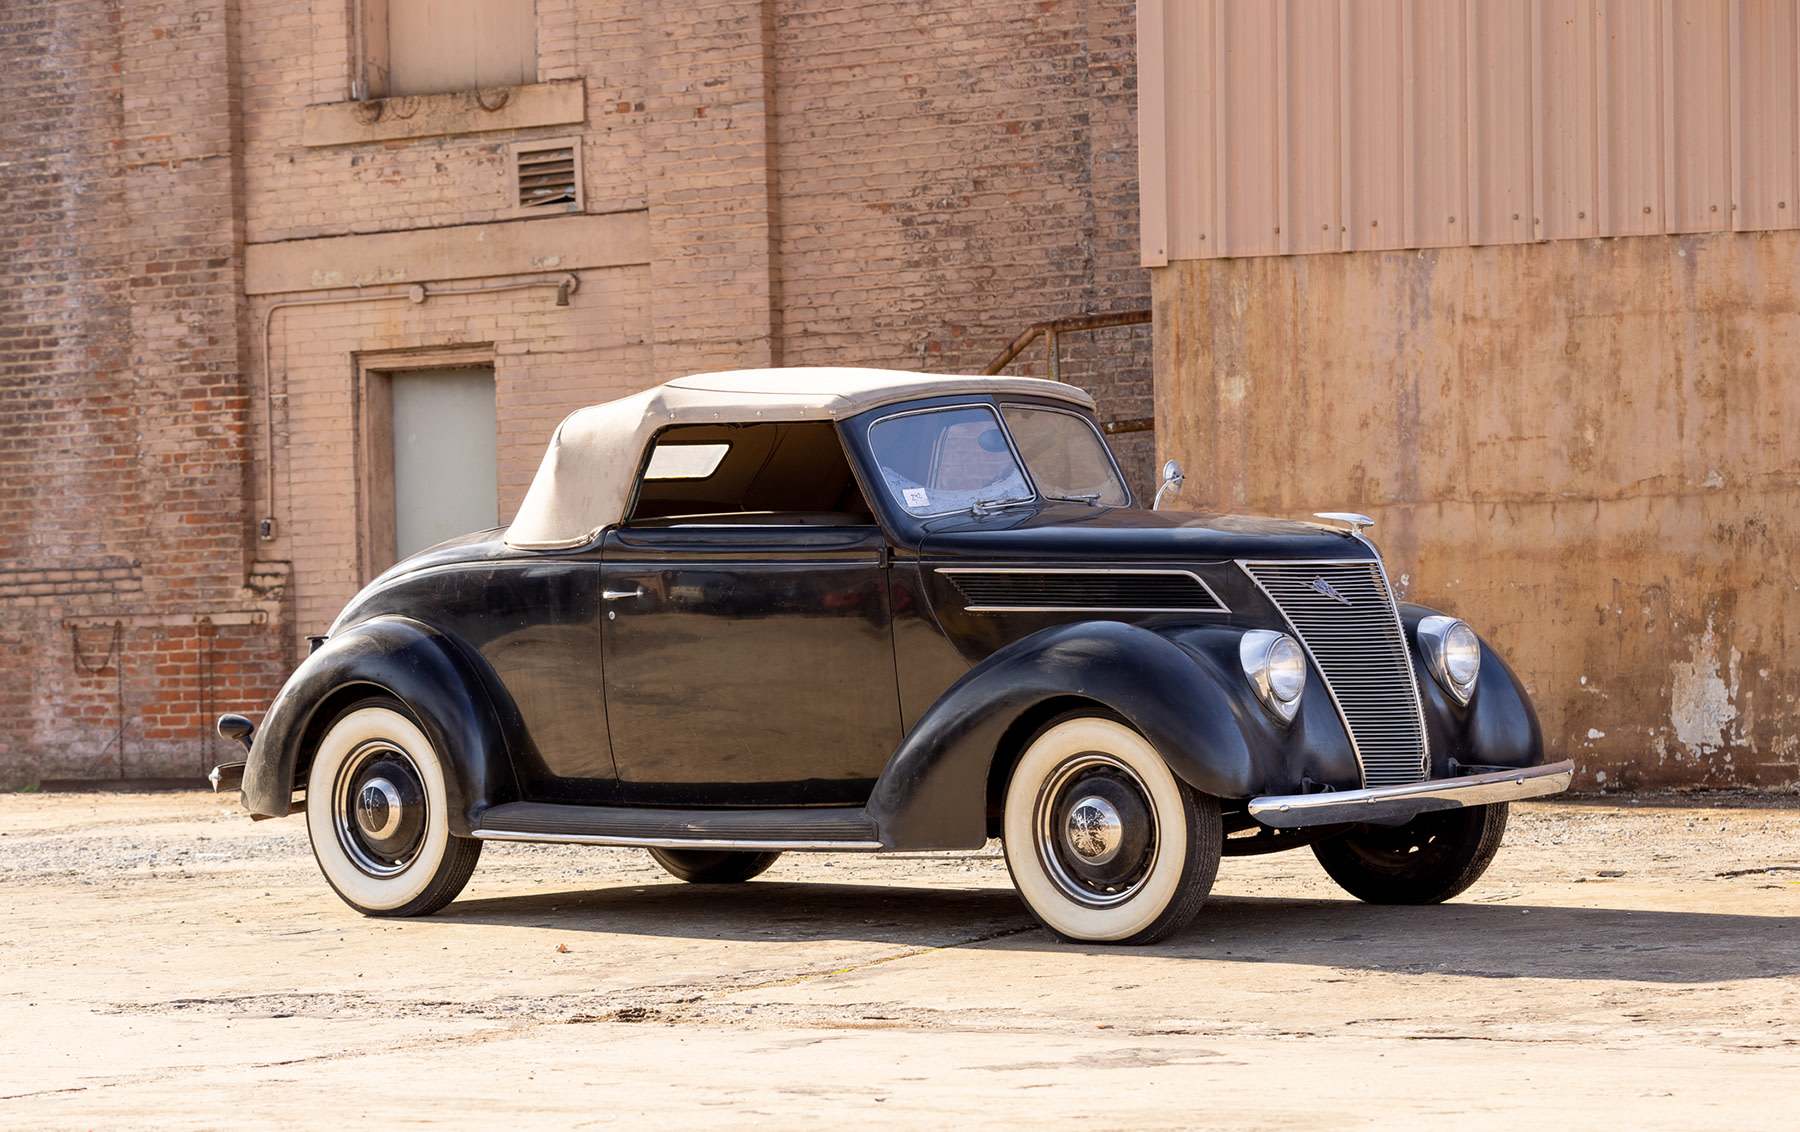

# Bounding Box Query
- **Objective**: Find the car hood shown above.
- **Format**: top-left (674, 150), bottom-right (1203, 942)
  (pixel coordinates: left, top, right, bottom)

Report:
top-left (916, 503), bottom-right (1375, 563)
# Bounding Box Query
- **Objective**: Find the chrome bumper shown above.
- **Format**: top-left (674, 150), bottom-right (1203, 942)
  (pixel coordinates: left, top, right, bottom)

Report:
top-left (208, 761), bottom-right (246, 794)
top-left (1248, 759), bottom-right (1575, 830)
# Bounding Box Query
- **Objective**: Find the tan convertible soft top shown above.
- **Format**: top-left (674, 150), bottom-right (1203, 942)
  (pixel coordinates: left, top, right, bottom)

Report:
top-left (504, 367), bottom-right (1095, 550)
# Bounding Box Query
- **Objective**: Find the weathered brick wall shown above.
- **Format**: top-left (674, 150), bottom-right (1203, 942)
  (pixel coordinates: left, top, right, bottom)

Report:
top-left (240, 0), bottom-right (1145, 408)
top-left (269, 270), bottom-right (653, 638)
top-left (0, 0), bottom-right (289, 786)
top-left (640, 0), bottom-right (783, 376)
top-left (769, 0), bottom-right (1154, 490)
top-left (5, 0), bottom-right (1149, 782)
top-left (244, 0), bottom-right (1152, 639)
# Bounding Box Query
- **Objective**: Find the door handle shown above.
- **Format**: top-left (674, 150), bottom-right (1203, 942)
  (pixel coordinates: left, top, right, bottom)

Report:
top-left (603, 586), bottom-right (645, 601)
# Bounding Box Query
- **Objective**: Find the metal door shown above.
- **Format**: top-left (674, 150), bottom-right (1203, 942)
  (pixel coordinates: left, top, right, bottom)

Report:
top-left (390, 368), bottom-right (498, 560)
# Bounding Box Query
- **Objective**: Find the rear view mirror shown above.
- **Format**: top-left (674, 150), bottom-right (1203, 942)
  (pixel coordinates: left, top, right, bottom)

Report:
top-left (1153, 459), bottom-right (1186, 510)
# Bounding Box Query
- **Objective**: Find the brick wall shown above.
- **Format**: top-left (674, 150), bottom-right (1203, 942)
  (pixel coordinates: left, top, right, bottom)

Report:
top-left (768, 0), bottom-right (1154, 489)
top-left (0, 0), bottom-right (289, 787)
top-left (243, 0), bottom-right (1151, 639)
top-left (268, 270), bottom-right (653, 638)
top-left (4, 0), bottom-right (1147, 783)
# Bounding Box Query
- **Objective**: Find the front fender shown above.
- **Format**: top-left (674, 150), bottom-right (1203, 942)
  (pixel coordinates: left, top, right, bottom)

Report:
top-left (1399, 604), bottom-right (1546, 772)
top-left (240, 617), bottom-right (519, 834)
top-left (866, 620), bottom-right (1272, 851)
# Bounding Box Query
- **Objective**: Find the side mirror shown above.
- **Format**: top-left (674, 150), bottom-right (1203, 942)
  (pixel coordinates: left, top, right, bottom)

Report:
top-left (216, 714), bottom-right (256, 753)
top-left (1152, 459), bottom-right (1186, 511)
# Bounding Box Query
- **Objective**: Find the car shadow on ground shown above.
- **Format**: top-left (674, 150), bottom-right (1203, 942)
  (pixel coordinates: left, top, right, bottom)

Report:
top-left (434, 881), bottom-right (1799, 984)
top-left (439, 880), bottom-right (1036, 951)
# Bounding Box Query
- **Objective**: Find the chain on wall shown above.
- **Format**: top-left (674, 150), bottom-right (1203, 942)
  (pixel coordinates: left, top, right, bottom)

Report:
top-left (71, 621), bottom-right (125, 778)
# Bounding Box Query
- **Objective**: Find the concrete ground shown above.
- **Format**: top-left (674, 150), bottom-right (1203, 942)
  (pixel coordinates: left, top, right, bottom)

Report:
top-left (1, 791), bottom-right (1796, 1130)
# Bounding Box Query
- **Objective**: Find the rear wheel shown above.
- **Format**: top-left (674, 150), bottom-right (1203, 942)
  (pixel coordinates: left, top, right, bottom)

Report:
top-left (1002, 715), bottom-right (1221, 944)
top-left (305, 698), bottom-right (481, 916)
top-left (1311, 803), bottom-right (1509, 904)
top-left (648, 847), bottom-right (782, 883)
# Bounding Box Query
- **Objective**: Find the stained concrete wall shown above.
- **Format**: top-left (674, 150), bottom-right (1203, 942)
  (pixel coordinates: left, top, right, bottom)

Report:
top-left (1154, 229), bottom-right (1800, 791)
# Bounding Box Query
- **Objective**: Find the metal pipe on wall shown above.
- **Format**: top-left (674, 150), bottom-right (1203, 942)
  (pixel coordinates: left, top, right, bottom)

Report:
top-left (255, 273), bottom-right (579, 539)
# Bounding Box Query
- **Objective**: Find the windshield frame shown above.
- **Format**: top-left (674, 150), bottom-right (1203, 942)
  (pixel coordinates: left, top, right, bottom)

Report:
top-left (865, 402), bottom-right (1039, 518)
top-left (999, 401), bottom-right (1134, 509)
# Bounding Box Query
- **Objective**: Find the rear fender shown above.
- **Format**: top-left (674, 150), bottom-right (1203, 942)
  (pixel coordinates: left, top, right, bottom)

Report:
top-left (240, 617), bottom-right (519, 834)
top-left (866, 620), bottom-right (1260, 850)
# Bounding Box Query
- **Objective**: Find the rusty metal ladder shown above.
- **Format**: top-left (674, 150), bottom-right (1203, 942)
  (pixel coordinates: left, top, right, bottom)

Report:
top-left (981, 308), bottom-right (1153, 436)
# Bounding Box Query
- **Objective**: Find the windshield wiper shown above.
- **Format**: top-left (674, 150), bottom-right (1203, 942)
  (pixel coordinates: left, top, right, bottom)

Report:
top-left (1044, 492), bottom-right (1101, 506)
top-left (969, 496), bottom-right (1034, 517)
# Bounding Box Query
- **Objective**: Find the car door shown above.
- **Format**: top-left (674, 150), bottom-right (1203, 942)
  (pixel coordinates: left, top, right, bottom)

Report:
top-left (599, 421), bottom-right (904, 806)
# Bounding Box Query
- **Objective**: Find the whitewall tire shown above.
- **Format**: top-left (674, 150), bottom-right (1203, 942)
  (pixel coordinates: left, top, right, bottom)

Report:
top-left (305, 699), bottom-right (481, 916)
top-left (1002, 715), bottom-right (1221, 944)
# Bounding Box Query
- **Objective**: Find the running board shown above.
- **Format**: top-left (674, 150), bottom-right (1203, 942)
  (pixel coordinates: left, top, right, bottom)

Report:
top-left (470, 802), bottom-right (882, 851)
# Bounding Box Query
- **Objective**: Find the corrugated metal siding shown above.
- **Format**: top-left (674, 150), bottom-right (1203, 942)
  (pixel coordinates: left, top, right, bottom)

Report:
top-left (1140, 0), bottom-right (1800, 263)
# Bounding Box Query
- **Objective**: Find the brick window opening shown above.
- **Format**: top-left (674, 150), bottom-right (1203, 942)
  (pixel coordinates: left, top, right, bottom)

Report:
top-left (356, 0), bottom-right (537, 100)
top-left (511, 138), bottom-right (583, 214)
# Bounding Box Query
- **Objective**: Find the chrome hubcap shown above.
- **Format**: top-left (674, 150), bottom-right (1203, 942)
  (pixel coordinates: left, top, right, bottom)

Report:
top-left (332, 741), bottom-right (427, 878)
top-left (1034, 753), bottom-right (1158, 908)
top-left (356, 778), bottom-right (405, 840)
top-left (1066, 795), bottom-right (1123, 864)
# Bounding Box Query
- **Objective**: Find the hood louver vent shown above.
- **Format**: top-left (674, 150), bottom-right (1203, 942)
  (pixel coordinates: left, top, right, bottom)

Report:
top-left (941, 569), bottom-right (1226, 613)
top-left (513, 138), bottom-right (582, 212)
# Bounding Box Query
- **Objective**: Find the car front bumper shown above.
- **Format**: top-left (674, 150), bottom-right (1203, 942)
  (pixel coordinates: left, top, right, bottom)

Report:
top-left (1247, 759), bottom-right (1575, 829)
top-left (208, 761), bottom-right (246, 793)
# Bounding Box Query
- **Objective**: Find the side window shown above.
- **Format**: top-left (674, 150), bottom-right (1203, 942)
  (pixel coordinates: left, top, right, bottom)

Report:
top-left (627, 422), bottom-right (875, 526)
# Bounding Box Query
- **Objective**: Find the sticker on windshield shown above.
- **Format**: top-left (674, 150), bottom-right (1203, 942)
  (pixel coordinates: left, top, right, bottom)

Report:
top-left (902, 488), bottom-right (931, 509)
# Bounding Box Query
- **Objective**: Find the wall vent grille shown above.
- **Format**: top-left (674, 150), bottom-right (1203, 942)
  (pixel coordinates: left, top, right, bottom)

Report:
top-left (512, 138), bottom-right (582, 212)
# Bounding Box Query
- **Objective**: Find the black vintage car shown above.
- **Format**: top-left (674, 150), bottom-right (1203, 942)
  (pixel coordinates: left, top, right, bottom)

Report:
top-left (215, 368), bottom-right (1571, 944)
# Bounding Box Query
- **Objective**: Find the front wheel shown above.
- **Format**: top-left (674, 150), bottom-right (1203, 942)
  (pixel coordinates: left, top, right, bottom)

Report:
top-left (305, 698), bottom-right (481, 916)
top-left (1002, 715), bottom-right (1221, 945)
top-left (1311, 802), bottom-right (1509, 904)
top-left (647, 847), bottom-right (782, 883)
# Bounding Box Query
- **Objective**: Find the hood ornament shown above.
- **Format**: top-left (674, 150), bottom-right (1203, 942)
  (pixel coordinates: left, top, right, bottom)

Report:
top-left (1311, 577), bottom-right (1352, 605)
top-left (1313, 511), bottom-right (1375, 535)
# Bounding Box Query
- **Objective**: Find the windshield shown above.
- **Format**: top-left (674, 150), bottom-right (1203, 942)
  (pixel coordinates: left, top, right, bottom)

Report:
top-left (1000, 404), bottom-right (1129, 506)
top-left (867, 405), bottom-right (1033, 516)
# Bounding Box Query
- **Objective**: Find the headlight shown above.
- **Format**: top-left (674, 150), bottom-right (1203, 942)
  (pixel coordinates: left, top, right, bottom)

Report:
top-left (1240, 630), bottom-right (1306, 724)
top-left (1417, 615), bottom-right (1481, 704)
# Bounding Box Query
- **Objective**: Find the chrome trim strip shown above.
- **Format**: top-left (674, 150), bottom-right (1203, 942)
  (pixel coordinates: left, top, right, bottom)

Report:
top-left (1237, 557), bottom-right (1429, 788)
top-left (470, 829), bottom-right (885, 851)
top-left (960, 606), bottom-right (1221, 614)
top-left (938, 566), bottom-right (1230, 614)
top-left (1248, 760), bottom-right (1575, 829)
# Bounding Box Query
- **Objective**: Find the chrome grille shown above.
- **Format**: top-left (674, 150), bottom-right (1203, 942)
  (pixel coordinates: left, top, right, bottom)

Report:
top-left (1239, 559), bottom-right (1428, 787)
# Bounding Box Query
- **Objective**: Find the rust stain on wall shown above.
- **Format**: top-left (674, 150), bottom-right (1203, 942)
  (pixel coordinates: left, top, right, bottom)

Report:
top-left (1154, 229), bottom-right (1800, 790)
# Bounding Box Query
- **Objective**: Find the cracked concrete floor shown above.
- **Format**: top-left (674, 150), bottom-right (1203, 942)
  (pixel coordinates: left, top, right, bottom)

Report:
top-left (2, 790), bottom-right (1797, 1129)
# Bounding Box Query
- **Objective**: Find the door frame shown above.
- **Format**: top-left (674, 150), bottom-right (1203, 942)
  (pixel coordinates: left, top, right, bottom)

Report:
top-left (353, 345), bottom-right (496, 582)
